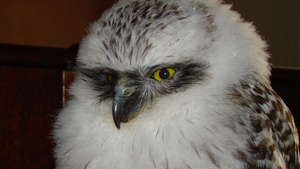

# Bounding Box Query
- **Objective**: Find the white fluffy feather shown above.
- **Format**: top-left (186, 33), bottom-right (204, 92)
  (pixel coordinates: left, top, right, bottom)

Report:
top-left (53, 0), bottom-right (274, 169)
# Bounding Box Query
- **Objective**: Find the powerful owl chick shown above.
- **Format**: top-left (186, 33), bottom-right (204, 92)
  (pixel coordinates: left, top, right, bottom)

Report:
top-left (53, 0), bottom-right (300, 169)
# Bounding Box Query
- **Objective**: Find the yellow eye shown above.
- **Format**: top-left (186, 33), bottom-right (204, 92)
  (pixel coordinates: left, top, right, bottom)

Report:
top-left (153, 68), bottom-right (176, 81)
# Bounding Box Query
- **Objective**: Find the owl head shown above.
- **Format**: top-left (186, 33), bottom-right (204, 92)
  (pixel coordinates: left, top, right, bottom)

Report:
top-left (71, 0), bottom-right (270, 129)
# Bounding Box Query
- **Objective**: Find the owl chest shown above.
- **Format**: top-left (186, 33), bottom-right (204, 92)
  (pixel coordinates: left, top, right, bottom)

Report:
top-left (67, 124), bottom-right (248, 169)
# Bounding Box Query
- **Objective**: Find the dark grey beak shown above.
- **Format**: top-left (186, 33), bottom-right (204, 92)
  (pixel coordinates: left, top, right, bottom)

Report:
top-left (112, 80), bottom-right (143, 129)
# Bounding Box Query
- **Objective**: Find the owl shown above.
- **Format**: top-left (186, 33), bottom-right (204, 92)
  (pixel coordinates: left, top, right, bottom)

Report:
top-left (53, 0), bottom-right (300, 169)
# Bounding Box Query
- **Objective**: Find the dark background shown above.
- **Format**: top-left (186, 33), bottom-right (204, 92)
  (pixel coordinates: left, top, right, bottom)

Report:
top-left (0, 1), bottom-right (299, 169)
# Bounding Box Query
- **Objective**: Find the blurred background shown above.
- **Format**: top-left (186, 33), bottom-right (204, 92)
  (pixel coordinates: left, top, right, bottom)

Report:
top-left (0, 1), bottom-right (299, 169)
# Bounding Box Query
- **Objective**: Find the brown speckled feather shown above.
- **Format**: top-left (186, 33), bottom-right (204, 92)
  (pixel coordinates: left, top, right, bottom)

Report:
top-left (233, 79), bottom-right (300, 169)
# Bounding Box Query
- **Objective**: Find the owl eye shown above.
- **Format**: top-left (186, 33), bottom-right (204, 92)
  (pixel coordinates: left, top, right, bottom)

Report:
top-left (97, 73), bottom-right (114, 84)
top-left (152, 68), bottom-right (176, 81)
top-left (107, 74), bottom-right (113, 81)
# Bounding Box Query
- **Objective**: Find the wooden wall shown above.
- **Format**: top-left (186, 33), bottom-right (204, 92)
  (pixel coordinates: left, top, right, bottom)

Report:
top-left (0, 66), bottom-right (62, 169)
top-left (0, 0), bottom-right (116, 47)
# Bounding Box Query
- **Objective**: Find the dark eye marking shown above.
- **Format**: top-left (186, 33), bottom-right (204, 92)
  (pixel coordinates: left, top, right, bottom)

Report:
top-left (78, 67), bottom-right (118, 99)
top-left (124, 71), bottom-right (143, 86)
top-left (79, 68), bottom-right (116, 83)
top-left (148, 61), bottom-right (209, 94)
top-left (174, 62), bottom-right (208, 85)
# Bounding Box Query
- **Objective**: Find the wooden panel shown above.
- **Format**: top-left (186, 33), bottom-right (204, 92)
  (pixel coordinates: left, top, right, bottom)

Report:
top-left (0, 66), bottom-right (62, 169)
top-left (0, 43), bottom-right (77, 70)
top-left (63, 71), bottom-right (75, 105)
top-left (0, 0), bottom-right (116, 47)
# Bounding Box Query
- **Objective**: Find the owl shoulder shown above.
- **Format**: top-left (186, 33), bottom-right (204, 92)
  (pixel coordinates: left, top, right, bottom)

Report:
top-left (230, 78), bottom-right (300, 169)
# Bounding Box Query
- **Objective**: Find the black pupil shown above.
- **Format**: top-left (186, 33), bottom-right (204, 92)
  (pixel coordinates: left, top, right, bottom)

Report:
top-left (159, 69), bottom-right (169, 79)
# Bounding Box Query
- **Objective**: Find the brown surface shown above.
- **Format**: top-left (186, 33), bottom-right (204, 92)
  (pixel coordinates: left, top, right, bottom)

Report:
top-left (0, 0), bottom-right (116, 47)
top-left (0, 43), bottom-right (78, 69)
top-left (0, 66), bottom-right (62, 169)
top-left (63, 71), bottom-right (75, 105)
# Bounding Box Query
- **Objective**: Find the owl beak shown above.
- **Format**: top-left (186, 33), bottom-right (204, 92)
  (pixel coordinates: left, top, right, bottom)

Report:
top-left (112, 86), bottom-right (142, 129)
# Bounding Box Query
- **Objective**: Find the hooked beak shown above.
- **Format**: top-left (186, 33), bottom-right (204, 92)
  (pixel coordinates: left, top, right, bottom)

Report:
top-left (112, 83), bottom-right (143, 129)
